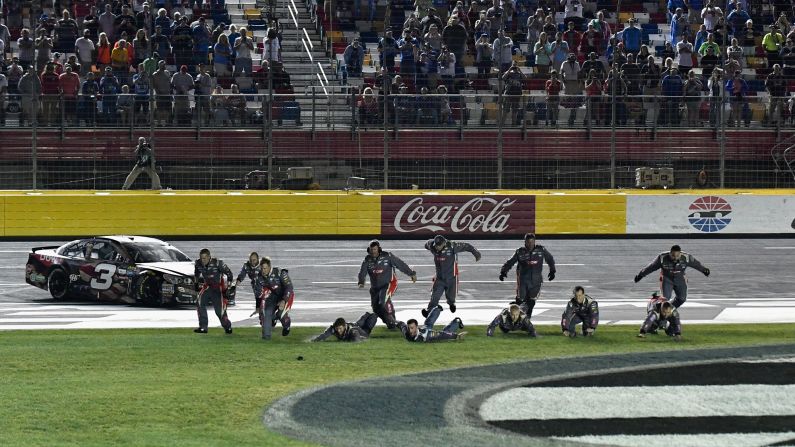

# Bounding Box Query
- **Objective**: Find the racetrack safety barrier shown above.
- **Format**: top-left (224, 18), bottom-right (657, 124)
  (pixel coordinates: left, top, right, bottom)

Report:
top-left (1, 190), bottom-right (793, 237)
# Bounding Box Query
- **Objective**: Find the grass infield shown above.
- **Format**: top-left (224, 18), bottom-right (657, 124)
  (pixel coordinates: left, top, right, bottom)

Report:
top-left (2, 324), bottom-right (794, 447)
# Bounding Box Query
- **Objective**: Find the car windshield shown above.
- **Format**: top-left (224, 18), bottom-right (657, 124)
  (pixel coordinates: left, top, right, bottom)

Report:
top-left (123, 243), bottom-right (191, 263)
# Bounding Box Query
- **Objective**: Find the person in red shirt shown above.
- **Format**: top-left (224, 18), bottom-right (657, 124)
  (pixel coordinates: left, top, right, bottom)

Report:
top-left (563, 21), bottom-right (582, 57)
top-left (59, 65), bottom-right (81, 125)
top-left (545, 70), bottom-right (562, 126)
top-left (584, 68), bottom-right (603, 126)
top-left (40, 64), bottom-right (61, 126)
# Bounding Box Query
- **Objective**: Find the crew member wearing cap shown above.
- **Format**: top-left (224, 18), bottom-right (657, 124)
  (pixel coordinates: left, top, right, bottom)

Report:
top-left (421, 235), bottom-right (481, 328)
top-left (499, 233), bottom-right (556, 318)
top-left (638, 291), bottom-right (682, 341)
top-left (358, 240), bottom-right (417, 329)
top-left (561, 285), bottom-right (599, 337)
top-left (634, 244), bottom-right (710, 309)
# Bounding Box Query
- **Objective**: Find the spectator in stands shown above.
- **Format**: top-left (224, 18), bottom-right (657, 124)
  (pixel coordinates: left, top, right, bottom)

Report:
top-left (55, 9), bottom-right (79, 52)
top-left (40, 63), bottom-right (60, 126)
top-left (151, 26), bottom-right (171, 64)
top-left (502, 61), bottom-right (525, 126)
top-left (344, 39), bottom-right (365, 77)
top-left (495, 28), bottom-right (515, 74)
top-left (195, 63), bottom-right (213, 125)
top-left (417, 86), bottom-right (437, 125)
top-left (545, 70), bottom-right (562, 126)
top-left (764, 25), bottom-right (785, 69)
top-left (584, 68), bottom-right (603, 125)
top-left (48, 53), bottom-right (64, 75)
top-left (437, 84), bottom-right (452, 124)
top-left (622, 18), bottom-right (641, 55)
top-left (98, 5), bottom-right (116, 41)
top-left (83, 6), bottom-right (100, 41)
top-left (637, 45), bottom-right (652, 68)
top-left (726, 2), bottom-right (750, 35)
top-left (766, 64), bottom-right (787, 125)
top-left (172, 65), bottom-right (193, 126)
top-left (154, 8), bottom-right (172, 37)
top-left (535, 32), bottom-right (554, 77)
top-left (475, 34), bottom-right (493, 78)
top-left (562, 0), bottom-right (585, 30)
top-left (6, 58), bottom-right (24, 95)
top-left (151, 60), bottom-right (172, 126)
top-left (676, 34), bottom-right (694, 73)
top-left (622, 54), bottom-right (642, 124)
top-left (726, 37), bottom-right (744, 69)
top-left (642, 55), bottom-right (661, 125)
top-left (550, 32), bottom-right (570, 72)
top-left (132, 63), bottom-right (150, 124)
top-left (79, 72), bottom-right (99, 126)
top-left (580, 23), bottom-right (603, 57)
top-left (191, 17), bottom-right (212, 66)
top-left (661, 67), bottom-right (683, 126)
top-left (588, 10), bottom-right (611, 54)
top-left (694, 24), bottom-right (708, 54)
top-left (700, 46), bottom-right (720, 80)
top-left (660, 41), bottom-right (676, 62)
top-left (437, 45), bottom-right (456, 90)
top-left (211, 85), bottom-right (230, 126)
top-left (740, 19), bottom-right (758, 46)
top-left (96, 32), bottom-right (112, 72)
top-left (561, 52), bottom-right (582, 95)
top-left (59, 64), bottom-right (80, 125)
top-left (725, 70), bottom-right (748, 127)
top-left (581, 51), bottom-right (605, 82)
top-left (398, 29), bottom-right (418, 79)
top-left (486, 1), bottom-right (504, 37)
top-left (378, 30), bottom-right (398, 73)
top-left (228, 84), bottom-right (248, 125)
top-left (526, 8), bottom-right (545, 55)
top-left (35, 29), bottom-right (53, 72)
top-left (501, 0), bottom-right (515, 32)
top-left (99, 67), bottom-right (120, 124)
top-left (111, 39), bottom-right (130, 86)
top-left (603, 66), bottom-right (628, 126)
top-left (137, 3), bottom-right (155, 36)
top-left (172, 17), bottom-right (194, 69)
top-left (394, 83), bottom-right (414, 125)
top-left (0, 68), bottom-right (6, 126)
top-left (18, 66), bottom-right (42, 126)
top-left (415, 0), bottom-right (432, 20)
top-left (116, 5), bottom-right (137, 38)
top-left (683, 69), bottom-right (702, 127)
top-left (132, 29), bottom-right (151, 68)
top-left (117, 84), bottom-right (134, 125)
top-left (563, 21), bottom-right (581, 56)
top-left (606, 38), bottom-right (625, 67)
top-left (443, 15), bottom-right (468, 66)
top-left (358, 86), bottom-right (380, 125)
top-left (404, 12), bottom-right (422, 36)
top-left (698, 33), bottom-right (720, 58)
top-left (542, 14), bottom-right (558, 40)
top-left (74, 29), bottom-right (95, 76)
top-left (701, 0), bottom-right (723, 33)
top-left (234, 27), bottom-right (254, 76)
top-left (666, 0), bottom-right (689, 22)
top-left (782, 40), bottom-right (795, 78)
top-left (214, 34), bottom-right (232, 78)
top-left (670, 8), bottom-right (688, 44)
top-left (261, 28), bottom-right (280, 66)
top-left (425, 23), bottom-right (442, 51)
top-left (708, 68), bottom-right (724, 127)
top-left (475, 11), bottom-right (491, 40)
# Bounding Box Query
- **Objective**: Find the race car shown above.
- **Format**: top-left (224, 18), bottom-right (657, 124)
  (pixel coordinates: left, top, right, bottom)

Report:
top-left (25, 236), bottom-right (198, 306)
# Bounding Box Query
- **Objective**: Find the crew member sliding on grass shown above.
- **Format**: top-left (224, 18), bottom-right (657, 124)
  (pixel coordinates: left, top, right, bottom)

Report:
top-left (358, 240), bottom-right (417, 329)
top-left (258, 257), bottom-right (293, 340)
top-left (311, 312), bottom-right (378, 342)
top-left (638, 293), bottom-right (682, 341)
top-left (487, 303), bottom-right (537, 337)
top-left (634, 244), bottom-right (710, 308)
top-left (561, 286), bottom-right (599, 337)
top-left (194, 248), bottom-right (233, 334)
top-left (499, 233), bottom-right (556, 318)
top-left (421, 235), bottom-right (481, 328)
top-left (398, 317), bottom-right (467, 342)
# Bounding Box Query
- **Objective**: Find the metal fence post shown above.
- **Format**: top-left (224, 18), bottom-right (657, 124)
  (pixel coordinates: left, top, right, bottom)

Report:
top-left (497, 84), bottom-right (503, 189)
top-left (311, 86), bottom-right (316, 137)
top-left (383, 80), bottom-right (390, 189)
top-left (32, 97), bottom-right (38, 190)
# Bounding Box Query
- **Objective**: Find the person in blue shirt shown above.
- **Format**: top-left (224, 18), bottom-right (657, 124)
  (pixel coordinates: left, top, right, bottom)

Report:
top-left (378, 30), bottom-right (398, 73)
top-left (79, 72), bottom-right (99, 125)
top-left (661, 67), bottom-right (683, 125)
top-left (667, 0), bottom-right (689, 22)
top-left (397, 29), bottom-right (418, 79)
top-left (694, 24), bottom-right (708, 55)
top-left (670, 8), bottom-right (689, 43)
top-left (622, 18), bottom-right (642, 55)
top-left (725, 70), bottom-right (748, 126)
top-left (726, 4), bottom-right (751, 35)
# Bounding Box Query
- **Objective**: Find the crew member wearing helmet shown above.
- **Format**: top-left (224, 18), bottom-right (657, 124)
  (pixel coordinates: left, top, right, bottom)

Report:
top-left (560, 286), bottom-right (599, 337)
top-left (357, 239), bottom-right (417, 329)
top-left (422, 235), bottom-right (482, 328)
top-left (499, 233), bottom-right (556, 317)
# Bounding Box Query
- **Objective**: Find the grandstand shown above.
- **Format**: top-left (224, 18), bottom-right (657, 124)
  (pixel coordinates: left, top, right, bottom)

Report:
top-left (1, 0), bottom-right (795, 190)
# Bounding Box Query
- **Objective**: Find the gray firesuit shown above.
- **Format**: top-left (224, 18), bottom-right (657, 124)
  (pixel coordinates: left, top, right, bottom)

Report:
top-left (636, 252), bottom-right (709, 308)
top-left (424, 238), bottom-right (481, 310)
top-left (487, 308), bottom-right (537, 337)
top-left (236, 261), bottom-right (264, 306)
top-left (639, 297), bottom-right (683, 337)
top-left (259, 267), bottom-right (293, 339)
top-left (311, 312), bottom-right (378, 342)
top-left (194, 258), bottom-right (233, 331)
top-left (358, 251), bottom-right (416, 329)
top-left (500, 245), bottom-right (556, 317)
top-left (397, 318), bottom-right (464, 342)
top-left (561, 294), bottom-right (599, 336)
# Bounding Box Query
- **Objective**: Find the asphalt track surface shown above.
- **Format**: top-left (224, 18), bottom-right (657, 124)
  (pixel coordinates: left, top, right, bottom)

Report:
top-left (3, 238), bottom-right (795, 329)
top-left (263, 344), bottom-right (795, 447)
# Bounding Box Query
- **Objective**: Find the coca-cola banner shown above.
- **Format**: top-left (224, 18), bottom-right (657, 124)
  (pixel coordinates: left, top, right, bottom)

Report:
top-left (381, 195), bottom-right (535, 236)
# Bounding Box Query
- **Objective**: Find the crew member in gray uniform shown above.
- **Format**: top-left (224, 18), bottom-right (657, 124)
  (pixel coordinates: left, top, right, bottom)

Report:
top-left (258, 257), bottom-right (294, 340)
top-left (637, 292), bottom-right (683, 341)
top-left (311, 312), bottom-right (378, 342)
top-left (499, 233), bottom-right (556, 318)
top-left (358, 240), bottom-right (417, 329)
top-left (634, 244), bottom-right (710, 308)
top-left (398, 317), bottom-right (466, 342)
top-left (561, 286), bottom-right (599, 337)
top-left (421, 235), bottom-right (481, 327)
top-left (193, 248), bottom-right (233, 334)
top-left (236, 252), bottom-right (263, 313)
top-left (487, 303), bottom-right (537, 337)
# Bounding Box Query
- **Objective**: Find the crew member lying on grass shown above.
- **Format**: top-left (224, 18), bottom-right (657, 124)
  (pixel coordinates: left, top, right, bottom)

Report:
top-left (638, 296), bottom-right (683, 341)
top-left (487, 304), bottom-right (537, 337)
top-left (311, 312), bottom-right (378, 342)
top-left (398, 317), bottom-right (467, 342)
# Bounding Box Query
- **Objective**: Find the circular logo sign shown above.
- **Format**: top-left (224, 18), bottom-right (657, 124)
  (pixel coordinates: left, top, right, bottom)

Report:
top-left (688, 196), bottom-right (732, 233)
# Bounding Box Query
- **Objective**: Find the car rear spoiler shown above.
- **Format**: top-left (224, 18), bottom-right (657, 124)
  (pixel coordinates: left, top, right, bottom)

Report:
top-left (30, 245), bottom-right (61, 253)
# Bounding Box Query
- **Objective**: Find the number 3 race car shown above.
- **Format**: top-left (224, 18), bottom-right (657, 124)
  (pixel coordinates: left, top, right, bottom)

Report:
top-left (25, 236), bottom-right (198, 306)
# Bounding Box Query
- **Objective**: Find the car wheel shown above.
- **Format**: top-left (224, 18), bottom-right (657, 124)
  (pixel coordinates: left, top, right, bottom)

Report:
top-left (48, 268), bottom-right (70, 300)
top-left (136, 274), bottom-right (163, 307)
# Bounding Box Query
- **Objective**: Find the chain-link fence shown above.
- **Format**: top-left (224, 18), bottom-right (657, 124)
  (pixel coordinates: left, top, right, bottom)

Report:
top-left (2, 92), bottom-right (795, 190)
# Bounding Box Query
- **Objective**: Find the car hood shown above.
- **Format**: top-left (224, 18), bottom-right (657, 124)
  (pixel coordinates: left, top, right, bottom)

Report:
top-left (136, 261), bottom-right (194, 277)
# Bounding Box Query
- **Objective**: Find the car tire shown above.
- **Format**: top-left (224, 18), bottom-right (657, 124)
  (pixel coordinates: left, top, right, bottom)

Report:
top-left (48, 268), bottom-right (70, 301)
top-left (136, 274), bottom-right (163, 307)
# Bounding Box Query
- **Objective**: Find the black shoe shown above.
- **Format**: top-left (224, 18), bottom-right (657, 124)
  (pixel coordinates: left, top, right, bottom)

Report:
top-left (453, 317), bottom-right (464, 329)
top-left (421, 307), bottom-right (429, 318)
top-left (449, 304), bottom-right (456, 313)
top-left (224, 326), bottom-right (233, 334)
top-left (193, 328), bottom-right (207, 334)
top-left (282, 327), bottom-right (290, 336)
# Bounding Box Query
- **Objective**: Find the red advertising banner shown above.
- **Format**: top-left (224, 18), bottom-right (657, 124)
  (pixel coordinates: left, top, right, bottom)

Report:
top-left (381, 195), bottom-right (535, 236)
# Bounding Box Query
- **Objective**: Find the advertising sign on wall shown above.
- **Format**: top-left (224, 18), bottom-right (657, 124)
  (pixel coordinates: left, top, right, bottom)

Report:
top-left (381, 195), bottom-right (535, 236)
top-left (626, 195), bottom-right (795, 234)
